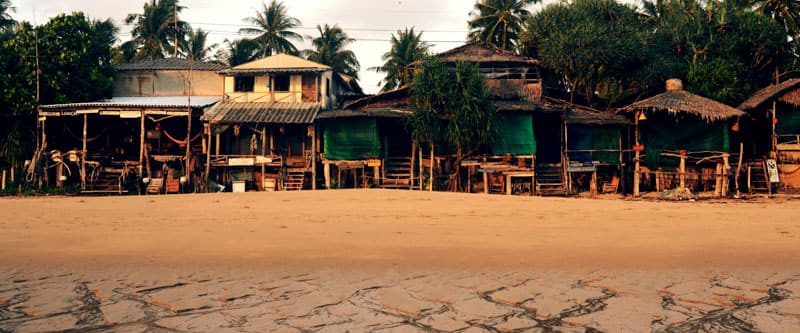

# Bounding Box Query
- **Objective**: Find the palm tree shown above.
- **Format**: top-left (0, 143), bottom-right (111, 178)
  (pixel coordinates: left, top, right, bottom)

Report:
top-left (182, 27), bottom-right (217, 61)
top-left (467, 0), bottom-right (538, 50)
top-left (240, 0), bottom-right (302, 57)
top-left (219, 38), bottom-right (261, 67)
top-left (304, 24), bottom-right (360, 78)
top-left (371, 28), bottom-right (431, 92)
top-left (0, 0), bottom-right (16, 32)
top-left (125, 0), bottom-right (190, 60)
top-left (756, 0), bottom-right (800, 37)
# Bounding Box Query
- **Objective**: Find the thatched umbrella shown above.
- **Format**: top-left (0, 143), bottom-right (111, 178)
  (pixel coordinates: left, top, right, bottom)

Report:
top-left (620, 79), bottom-right (744, 122)
top-left (619, 79), bottom-right (743, 196)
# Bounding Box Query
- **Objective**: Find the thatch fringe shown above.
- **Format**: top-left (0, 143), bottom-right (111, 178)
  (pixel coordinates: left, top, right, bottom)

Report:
top-left (738, 78), bottom-right (800, 111)
top-left (620, 89), bottom-right (743, 122)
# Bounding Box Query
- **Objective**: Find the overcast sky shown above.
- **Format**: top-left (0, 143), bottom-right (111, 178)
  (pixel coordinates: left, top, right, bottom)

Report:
top-left (12, 0), bottom-right (529, 94)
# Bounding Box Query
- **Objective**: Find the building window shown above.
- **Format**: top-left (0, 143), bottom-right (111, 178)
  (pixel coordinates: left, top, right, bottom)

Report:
top-left (274, 75), bottom-right (290, 92)
top-left (234, 76), bottom-right (254, 92)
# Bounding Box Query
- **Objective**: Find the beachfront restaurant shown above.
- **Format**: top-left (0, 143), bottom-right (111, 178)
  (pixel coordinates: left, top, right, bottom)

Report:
top-left (738, 78), bottom-right (800, 192)
top-left (619, 79), bottom-right (744, 197)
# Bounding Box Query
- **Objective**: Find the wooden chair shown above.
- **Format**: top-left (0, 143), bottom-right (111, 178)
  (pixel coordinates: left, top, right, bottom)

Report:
top-left (602, 176), bottom-right (620, 194)
top-left (146, 178), bottom-right (164, 194)
top-left (165, 178), bottom-right (180, 194)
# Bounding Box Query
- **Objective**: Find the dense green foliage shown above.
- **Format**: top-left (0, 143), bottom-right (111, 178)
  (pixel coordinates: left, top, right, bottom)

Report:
top-left (0, 13), bottom-right (116, 167)
top-left (240, 0), bottom-right (302, 57)
top-left (124, 0), bottom-right (189, 60)
top-left (520, 0), bottom-right (793, 107)
top-left (218, 38), bottom-right (261, 67)
top-left (372, 28), bottom-right (430, 92)
top-left (468, 0), bottom-right (538, 50)
top-left (304, 24), bottom-right (360, 78)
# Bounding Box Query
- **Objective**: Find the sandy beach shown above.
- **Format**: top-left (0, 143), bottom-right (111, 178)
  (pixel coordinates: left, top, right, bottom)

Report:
top-left (1, 190), bottom-right (799, 332)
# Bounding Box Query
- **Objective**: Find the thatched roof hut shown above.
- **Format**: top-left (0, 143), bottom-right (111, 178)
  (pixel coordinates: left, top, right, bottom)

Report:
top-left (738, 78), bottom-right (800, 111)
top-left (620, 79), bottom-right (744, 122)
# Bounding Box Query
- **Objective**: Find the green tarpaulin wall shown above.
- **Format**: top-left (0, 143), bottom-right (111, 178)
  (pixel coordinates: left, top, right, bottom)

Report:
top-left (492, 113), bottom-right (536, 155)
top-left (323, 118), bottom-right (381, 160)
top-left (777, 107), bottom-right (800, 135)
top-left (641, 117), bottom-right (730, 167)
top-left (567, 125), bottom-right (620, 164)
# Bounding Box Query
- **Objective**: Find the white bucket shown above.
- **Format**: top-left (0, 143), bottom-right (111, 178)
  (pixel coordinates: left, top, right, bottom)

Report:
top-left (232, 180), bottom-right (246, 193)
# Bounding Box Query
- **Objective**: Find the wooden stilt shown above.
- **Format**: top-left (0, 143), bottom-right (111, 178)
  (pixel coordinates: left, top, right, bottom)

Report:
top-left (429, 143), bottom-right (434, 192)
top-left (82, 114), bottom-right (88, 190)
top-left (10, 166), bottom-right (13, 182)
top-left (679, 155), bottom-right (686, 189)
top-left (634, 112), bottom-right (640, 197)
top-left (2, 170), bottom-right (6, 191)
top-left (311, 125), bottom-right (317, 190)
top-left (206, 124), bottom-right (213, 192)
top-left (722, 155), bottom-right (730, 197)
top-left (419, 143), bottom-right (423, 191)
top-left (590, 170), bottom-right (598, 196)
top-left (410, 141), bottom-right (416, 189)
top-left (715, 163), bottom-right (723, 197)
top-left (139, 110), bottom-right (145, 193)
top-left (324, 162), bottom-right (331, 189)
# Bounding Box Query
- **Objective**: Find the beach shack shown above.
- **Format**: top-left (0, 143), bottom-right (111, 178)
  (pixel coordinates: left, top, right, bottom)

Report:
top-left (547, 97), bottom-right (630, 195)
top-left (421, 43), bottom-right (547, 195)
top-left (38, 58), bottom-right (225, 194)
top-left (619, 79), bottom-right (744, 197)
top-left (316, 88), bottom-right (413, 189)
top-left (738, 78), bottom-right (800, 193)
top-left (201, 54), bottom-right (362, 192)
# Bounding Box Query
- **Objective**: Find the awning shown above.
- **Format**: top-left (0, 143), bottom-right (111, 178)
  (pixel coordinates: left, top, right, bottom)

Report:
top-left (202, 102), bottom-right (321, 124)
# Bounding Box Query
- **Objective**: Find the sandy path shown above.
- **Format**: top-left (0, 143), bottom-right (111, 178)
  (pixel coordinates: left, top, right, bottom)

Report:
top-left (1, 190), bottom-right (799, 332)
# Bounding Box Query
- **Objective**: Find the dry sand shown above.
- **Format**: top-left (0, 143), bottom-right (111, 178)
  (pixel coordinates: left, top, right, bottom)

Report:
top-left (0, 190), bottom-right (798, 332)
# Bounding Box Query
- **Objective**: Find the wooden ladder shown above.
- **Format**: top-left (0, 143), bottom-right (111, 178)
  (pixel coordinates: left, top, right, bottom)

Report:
top-left (747, 160), bottom-right (771, 195)
top-left (535, 163), bottom-right (567, 196)
top-left (284, 169), bottom-right (306, 191)
top-left (381, 157), bottom-right (413, 189)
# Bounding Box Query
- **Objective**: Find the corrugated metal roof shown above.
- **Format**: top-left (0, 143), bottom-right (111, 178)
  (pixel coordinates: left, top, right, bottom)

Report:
top-left (317, 108), bottom-right (410, 120)
top-left (202, 102), bottom-right (321, 124)
top-left (115, 58), bottom-right (227, 71)
top-left (218, 67), bottom-right (329, 75)
top-left (40, 96), bottom-right (222, 110)
top-left (220, 54), bottom-right (331, 75)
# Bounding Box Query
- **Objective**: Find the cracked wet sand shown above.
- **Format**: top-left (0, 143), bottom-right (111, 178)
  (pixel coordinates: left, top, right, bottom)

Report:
top-left (1, 190), bottom-right (799, 332)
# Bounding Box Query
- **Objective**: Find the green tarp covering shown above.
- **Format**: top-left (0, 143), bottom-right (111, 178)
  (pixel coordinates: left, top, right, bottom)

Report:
top-left (567, 125), bottom-right (620, 164)
top-left (777, 108), bottom-right (800, 135)
top-left (323, 118), bottom-right (381, 160)
top-left (492, 113), bottom-right (536, 155)
top-left (641, 118), bottom-right (730, 167)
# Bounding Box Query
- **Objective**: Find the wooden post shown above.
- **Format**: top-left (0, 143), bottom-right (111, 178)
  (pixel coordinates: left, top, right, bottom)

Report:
top-left (185, 108), bottom-right (192, 191)
top-left (715, 163), bottom-right (723, 197)
top-left (419, 143), bottom-right (423, 191)
top-left (215, 132), bottom-right (221, 156)
top-left (590, 170), bottom-right (598, 196)
top-left (429, 143), bottom-right (434, 191)
top-left (483, 156), bottom-right (489, 194)
top-left (772, 101), bottom-right (778, 154)
top-left (10, 166), bottom-right (13, 182)
top-left (56, 163), bottom-right (63, 188)
top-left (679, 154), bottom-right (686, 189)
top-left (337, 166), bottom-right (342, 189)
top-left (619, 132), bottom-right (625, 196)
top-left (747, 165), bottom-right (752, 194)
top-left (206, 124), bottom-right (213, 192)
top-left (634, 112), bottom-right (641, 197)
top-left (269, 128), bottom-right (274, 157)
top-left (722, 155), bottom-right (730, 197)
top-left (1, 170), bottom-right (5, 191)
top-left (82, 114), bottom-right (88, 190)
top-left (735, 143), bottom-right (744, 195)
top-left (311, 124), bottom-right (317, 190)
top-left (324, 162), bottom-right (331, 189)
top-left (139, 110), bottom-right (145, 191)
top-left (410, 141), bottom-right (416, 189)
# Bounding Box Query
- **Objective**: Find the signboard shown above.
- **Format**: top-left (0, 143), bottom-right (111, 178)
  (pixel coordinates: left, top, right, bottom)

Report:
top-left (367, 159), bottom-right (382, 167)
top-left (228, 158), bottom-right (255, 167)
top-left (766, 159), bottom-right (780, 183)
top-left (568, 165), bottom-right (596, 172)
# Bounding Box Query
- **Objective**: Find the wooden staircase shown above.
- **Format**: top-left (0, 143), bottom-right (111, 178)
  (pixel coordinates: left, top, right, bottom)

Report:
top-left (536, 163), bottom-right (567, 196)
top-left (84, 166), bottom-right (123, 194)
top-left (747, 160), bottom-right (771, 195)
top-left (381, 157), bottom-right (413, 189)
top-left (284, 169), bottom-right (307, 191)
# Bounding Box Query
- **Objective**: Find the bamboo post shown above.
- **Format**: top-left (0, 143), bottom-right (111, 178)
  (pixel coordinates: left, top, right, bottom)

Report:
top-left (410, 141), bottom-right (416, 189)
top-left (679, 154), bottom-right (686, 189)
top-left (139, 110), bottom-right (145, 193)
top-left (747, 166), bottom-right (752, 194)
top-left (10, 166), bottom-right (13, 182)
top-left (324, 162), bottom-right (331, 189)
top-left (634, 112), bottom-right (641, 197)
top-left (82, 114), bottom-right (88, 190)
top-left (429, 143), bottom-right (434, 191)
top-left (418, 143), bottom-right (423, 191)
top-left (2, 170), bottom-right (6, 191)
top-left (735, 143), bottom-right (743, 195)
top-left (311, 124), bottom-right (317, 190)
top-left (206, 124), bottom-right (212, 192)
top-left (715, 163), bottom-right (723, 197)
top-left (722, 155), bottom-right (730, 197)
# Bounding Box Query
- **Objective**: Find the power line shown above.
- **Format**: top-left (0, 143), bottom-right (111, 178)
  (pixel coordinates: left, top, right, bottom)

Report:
top-left (120, 21), bottom-right (469, 34)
